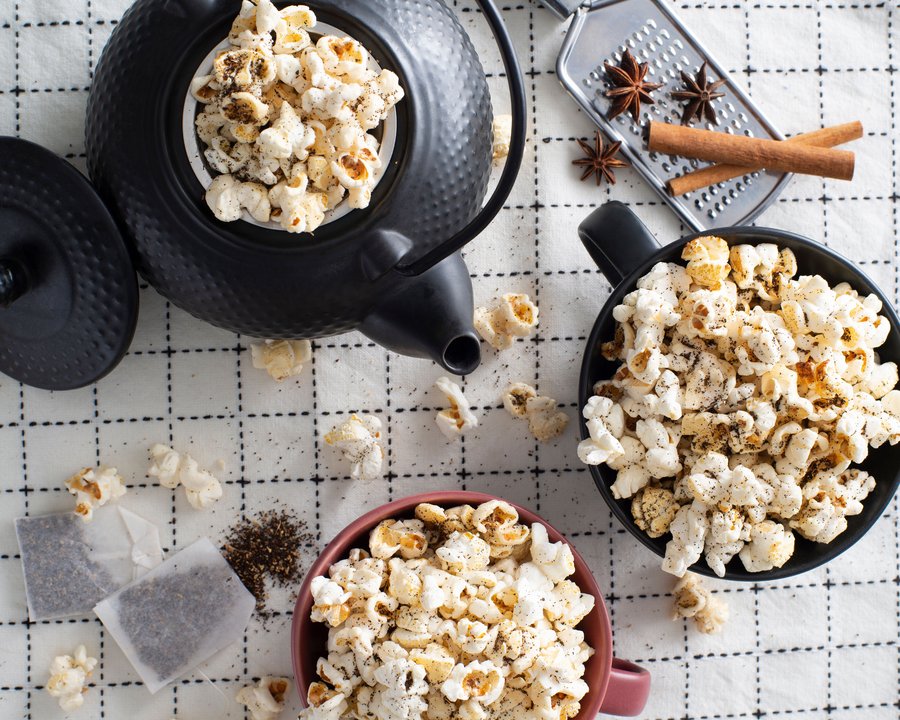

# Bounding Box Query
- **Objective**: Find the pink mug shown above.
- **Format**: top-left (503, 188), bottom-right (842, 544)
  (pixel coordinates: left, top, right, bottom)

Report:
top-left (291, 491), bottom-right (651, 717)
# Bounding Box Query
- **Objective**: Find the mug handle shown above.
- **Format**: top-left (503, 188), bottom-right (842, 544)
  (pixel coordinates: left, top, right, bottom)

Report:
top-left (600, 657), bottom-right (652, 716)
top-left (578, 201), bottom-right (662, 286)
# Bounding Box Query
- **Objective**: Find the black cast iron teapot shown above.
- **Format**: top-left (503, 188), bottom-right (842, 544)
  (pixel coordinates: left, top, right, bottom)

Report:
top-left (84, 0), bottom-right (526, 378)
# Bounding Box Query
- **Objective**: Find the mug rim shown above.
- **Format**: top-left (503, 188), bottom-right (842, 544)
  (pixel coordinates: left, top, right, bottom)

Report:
top-left (578, 224), bottom-right (900, 581)
top-left (290, 490), bottom-right (615, 717)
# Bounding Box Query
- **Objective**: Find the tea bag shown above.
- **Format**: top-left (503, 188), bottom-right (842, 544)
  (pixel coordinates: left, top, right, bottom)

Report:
top-left (94, 537), bottom-right (255, 693)
top-left (15, 506), bottom-right (164, 621)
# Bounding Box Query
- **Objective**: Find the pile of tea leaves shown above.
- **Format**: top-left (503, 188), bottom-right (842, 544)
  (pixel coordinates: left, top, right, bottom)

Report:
top-left (222, 509), bottom-right (314, 616)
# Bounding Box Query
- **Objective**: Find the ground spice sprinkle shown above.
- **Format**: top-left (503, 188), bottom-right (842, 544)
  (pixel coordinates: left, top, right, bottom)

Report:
top-left (222, 508), bottom-right (314, 615)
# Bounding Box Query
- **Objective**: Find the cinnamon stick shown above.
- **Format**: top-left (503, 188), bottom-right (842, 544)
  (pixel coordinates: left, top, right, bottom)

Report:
top-left (667, 121), bottom-right (863, 195)
top-left (648, 122), bottom-right (855, 181)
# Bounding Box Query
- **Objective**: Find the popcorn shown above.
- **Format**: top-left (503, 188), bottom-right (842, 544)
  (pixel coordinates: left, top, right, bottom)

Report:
top-left (502, 382), bottom-right (569, 442)
top-left (195, 2), bottom-right (401, 230)
top-left (304, 502), bottom-right (595, 719)
top-left (662, 501), bottom-right (709, 577)
top-left (577, 395), bottom-right (626, 467)
top-left (738, 520), bottom-right (795, 572)
top-left (251, 338), bottom-right (312, 380)
top-left (324, 414), bottom-right (385, 480)
top-left (147, 444), bottom-right (223, 510)
top-left (530, 523), bottom-right (575, 583)
top-left (311, 576), bottom-right (352, 627)
top-left (502, 382), bottom-right (536, 418)
top-left (65, 466), bottom-right (127, 521)
top-left (370, 519), bottom-right (428, 560)
top-left (298, 692), bottom-right (348, 720)
top-left (580, 239), bottom-right (897, 576)
top-left (492, 114), bottom-right (513, 160)
top-left (682, 235), bottom-right (731, 289)
top-left (436, 531), bottom-right (491, 573)
top-left (442, 660), bottom-right (505, 704)
top-left (790, 468), bottom-right (875, 543)
top-left (474, 293), bottom-right (540, 350)
top-left (672, 574), bottom-right (729, 634)
top-left (46, 645), bottom-right (97, 711)
top-left (434, 377), bottom-right (479, 440)
top-left (631, 485), bottom-right (680, 538)
top-left (236, 676), bottom-right (291, 720)
top-left (410, 643), bottom-right (456, 683)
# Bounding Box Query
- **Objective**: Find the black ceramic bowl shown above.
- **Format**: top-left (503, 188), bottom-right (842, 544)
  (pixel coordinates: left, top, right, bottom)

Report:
top-left (577, 202), bottom-right (900, 581)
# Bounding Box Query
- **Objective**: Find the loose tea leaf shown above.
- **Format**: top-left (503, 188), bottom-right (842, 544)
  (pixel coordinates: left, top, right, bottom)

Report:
top-left (222, 509), bottom-right (314, 616)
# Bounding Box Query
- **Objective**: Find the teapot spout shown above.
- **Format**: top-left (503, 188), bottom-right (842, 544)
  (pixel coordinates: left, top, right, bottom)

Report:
top-left (360, 252), bottom-right (482, 376)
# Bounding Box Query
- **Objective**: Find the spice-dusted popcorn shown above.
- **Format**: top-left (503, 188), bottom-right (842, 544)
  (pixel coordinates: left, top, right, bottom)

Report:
top-left (502, 382), bottom-right (569, 442)
top-left (580, 240), bottom-right (900, 576)
top-left (46, 645), bottom-right (97, 711)
top-left (434, 377), bottom-right (478, 441)
top-left (194, 0), bottom-right (404, 233)
top-left (302, 501), bottom-right (595, 719)
top-left (251, 338), bottom-right (312, 381)
top-left (148, 444), bottom-right (223, 510)
top-left (324, 414), bottom-right (385, 480)
top-left (492, 114), bottom-right (513, 161)
top-left (236, 676), bottom-right (291, 720)
top-left (65, 467), bottom-right (127, 521)
top-left (672, 574), bottom-right (728, 634)
top-left (474, 293), bottom-right (539, 350)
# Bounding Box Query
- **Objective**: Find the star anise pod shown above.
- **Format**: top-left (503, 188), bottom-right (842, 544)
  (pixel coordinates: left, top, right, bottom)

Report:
top-left (604, 48), bottom-right (663, 122)
top-left (671, 61), bottom-right (727, 125)
top-left (573, 130), bottom-right (630, 185)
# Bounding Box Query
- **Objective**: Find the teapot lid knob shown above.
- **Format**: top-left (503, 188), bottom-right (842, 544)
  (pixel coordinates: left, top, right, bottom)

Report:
top-left (0, 137), bottom-right (138, 390)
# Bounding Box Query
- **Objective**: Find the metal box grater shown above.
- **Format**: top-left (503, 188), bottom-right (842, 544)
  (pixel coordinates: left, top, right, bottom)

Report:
top-left (545, 0), bottom-right (792, 230)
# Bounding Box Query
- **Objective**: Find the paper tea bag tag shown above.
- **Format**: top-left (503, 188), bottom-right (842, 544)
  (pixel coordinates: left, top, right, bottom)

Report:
top-left (94, 536), bottom-right (255, 694)
top-left (15, 506), bottom-right (164, 621)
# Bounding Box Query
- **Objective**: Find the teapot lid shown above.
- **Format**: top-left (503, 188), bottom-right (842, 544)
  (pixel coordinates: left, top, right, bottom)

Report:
top-left (0, 137), bottom-right (138, 390)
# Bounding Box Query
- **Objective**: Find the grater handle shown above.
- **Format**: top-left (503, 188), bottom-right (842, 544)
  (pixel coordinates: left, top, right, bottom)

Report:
top-left (578, 201), bottom-right (661, 286)
top-left (537, 0), bottom-right (585, 20)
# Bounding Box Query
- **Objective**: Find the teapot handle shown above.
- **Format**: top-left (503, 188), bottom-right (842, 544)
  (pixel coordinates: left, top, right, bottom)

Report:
top-left (394, 0), bottom-right (527, 276)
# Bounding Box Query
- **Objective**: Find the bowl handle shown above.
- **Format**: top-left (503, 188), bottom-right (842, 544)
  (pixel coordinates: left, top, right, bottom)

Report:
top-left (393, 0), bottom-right (527, 277)
top-left (578, 201), bottom-right (662, 286)
top-left (600, 657), bottom-right (652, 716)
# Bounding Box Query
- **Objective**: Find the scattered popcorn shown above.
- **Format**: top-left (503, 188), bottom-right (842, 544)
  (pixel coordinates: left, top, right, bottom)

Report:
top-left (474, 293), bottom-right (539, 350)
top-left (672, 574), bottom-right (729, 634)
top-left (580, 240), bottom-right (899, 576)
top-left (46, 645), bottom-right (97, 711)
top-left (236, 676), bottom-right (291, 720)
top-left (251, 338), bottom-right (312, 381)
top-left (502, 382), bottom-right (569, 442)
top-left (65, 467), bottom-right (127, 521)
top-left (434, 377), bottom-right (478, 441)
top-left (194, 0), bottom-right (404, 232)
top-left (148, 444), bottom-right (223, 510)
top-left (492, 114), bottom-right (513, 161)
top-left (302, 501), bottom-right (595, 719)
top-left (324, 415), bottom-right (385, 480)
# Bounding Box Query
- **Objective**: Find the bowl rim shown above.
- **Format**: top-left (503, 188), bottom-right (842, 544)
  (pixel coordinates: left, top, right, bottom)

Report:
top-left (290, 490), bottom-right (614, 715)
top-left (578, 225), bottom-right (900, 581)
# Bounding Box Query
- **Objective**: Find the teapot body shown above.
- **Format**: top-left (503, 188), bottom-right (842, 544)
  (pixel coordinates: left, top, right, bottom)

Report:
top-left (86, 0), bottom-right (493, 342)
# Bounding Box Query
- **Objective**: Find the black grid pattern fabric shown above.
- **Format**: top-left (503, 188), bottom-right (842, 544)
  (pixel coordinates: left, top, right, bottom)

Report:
top-left (0, 0), bottom-right (897, 718)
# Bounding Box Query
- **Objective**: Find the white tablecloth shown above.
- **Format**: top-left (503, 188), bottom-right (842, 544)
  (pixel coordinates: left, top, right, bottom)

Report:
top-left (0, 0), bottom-right (897, 718)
